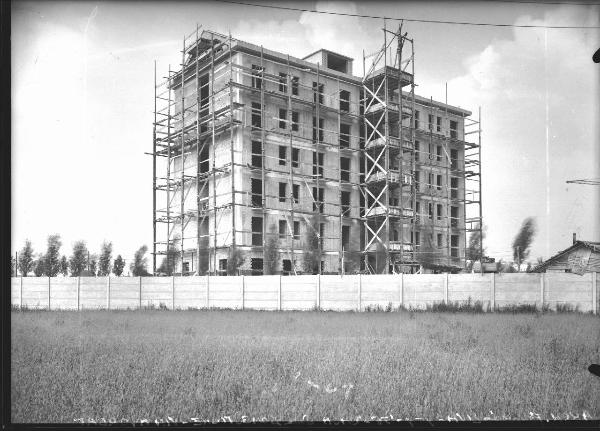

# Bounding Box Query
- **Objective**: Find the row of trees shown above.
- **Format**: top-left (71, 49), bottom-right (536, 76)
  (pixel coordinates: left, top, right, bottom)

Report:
top-left (12, 217), bottom-right (539, 277)
top-left (465, 217), bottom-right (539, 272)
top-left (12, 235), bottom-right (151, 277)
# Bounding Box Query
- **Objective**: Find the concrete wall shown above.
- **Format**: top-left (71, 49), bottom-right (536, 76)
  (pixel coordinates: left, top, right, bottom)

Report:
top-left (11, 273), bottom-right (599, 313)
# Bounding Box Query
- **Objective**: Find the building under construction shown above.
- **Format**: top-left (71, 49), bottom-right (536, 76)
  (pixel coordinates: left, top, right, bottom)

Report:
top-left (152, 25), bottom-right (482, 275)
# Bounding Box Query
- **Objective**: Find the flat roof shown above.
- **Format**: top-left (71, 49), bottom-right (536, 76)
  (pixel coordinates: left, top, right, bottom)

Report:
top-left (191, 29), bottom-right (474, 117)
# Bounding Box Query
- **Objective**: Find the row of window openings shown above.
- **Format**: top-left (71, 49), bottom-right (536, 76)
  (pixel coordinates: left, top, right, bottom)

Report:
top-left (250, 179), bottom-right (350, 215)
top-left (250, 142), bottom-right (350, 181)
top-left (414, 112), bottom-right (459, 138)
top-left (251, 66), bottom-right (351, 112)
top-left (250, 216), bottom-right (351, 248)
top-left (222, 250), bottom-right (463, 275)
top-left (251, 104), bottom-right (351, 148)
top-left (414, 202), bottom-right (460, 226)
top-left (251, 219), bottom-right (458, 255)
top-left (219, 258), bottom-right (328, 276)
top-left (252, 69), bottom-right (457, 137)
top-left (414, 172), bottom-right (459, 194)
top-left (252, 143), bottom-right (458, 190)
top-left (412, 232), bottom-right (460, 255)
top-left (414, 142), bottom-right (460, 168)
top-left (251, 182), bottom-right (459, 225)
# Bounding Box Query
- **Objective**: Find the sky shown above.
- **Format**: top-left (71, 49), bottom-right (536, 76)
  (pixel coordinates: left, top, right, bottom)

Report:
top-left (11, 0), bottom-right (600, 267)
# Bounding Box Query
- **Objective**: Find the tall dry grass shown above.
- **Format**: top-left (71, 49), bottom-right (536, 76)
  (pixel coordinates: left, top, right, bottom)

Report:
top-left (11, 310), bottom-right (600, 422)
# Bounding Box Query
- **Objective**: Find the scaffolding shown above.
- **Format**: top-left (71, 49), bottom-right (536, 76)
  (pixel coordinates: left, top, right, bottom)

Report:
top-left (152, 25), bottom-right (482, 275)
top-left (153, 27), bottom-right (366, 275)
top-left (362, 22), bottom-right (417, 274)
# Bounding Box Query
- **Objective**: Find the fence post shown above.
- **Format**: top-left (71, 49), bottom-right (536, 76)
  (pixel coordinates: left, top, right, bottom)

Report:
top-left (592, 272), bottom-right (597, 315)
top-left (317, 274), bottom-right (321, 310)
top-left (400, 273), bottom-right (404, 309)
top-left (139, 276), bottom-right (142, 310)
top-left (278, 275), bottom-right (282, 311)
top-left (107, 276), bottom-right (111, 310)
top-left (444, 273), bottom-right (449, 304)
top-left (241, 275), bottom-right (245, 311)
top-left (357, 274), bottom-right (361, 312)
top-left (206, 275), bottom-right (210, 308)
top-left (540, 273), bottom-right (545, 311)
top-left (172, 275), bottom-right (175, 311)
top-left (19, 276), bottom-right (23, 309)
top-left (77, 276), bottom-right (80, 311)
top-left (490, 272), bottom-right (495, 312)
top-left (48, 276), bottom-right (51, 310)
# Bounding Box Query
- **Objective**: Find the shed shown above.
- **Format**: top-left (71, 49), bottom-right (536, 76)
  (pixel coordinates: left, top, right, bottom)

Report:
top-left (530, 239), bottom-right (600, 275)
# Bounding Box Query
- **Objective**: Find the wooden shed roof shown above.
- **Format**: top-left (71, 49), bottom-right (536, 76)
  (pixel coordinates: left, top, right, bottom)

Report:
top-left (531, 240), bottom-right (600, 273)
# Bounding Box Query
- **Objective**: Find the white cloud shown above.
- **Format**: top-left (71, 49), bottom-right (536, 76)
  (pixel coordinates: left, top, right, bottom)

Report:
top-left (446, 5), bottom-right (600, 260)
top-left (230, 1), bottom-right (378, 76)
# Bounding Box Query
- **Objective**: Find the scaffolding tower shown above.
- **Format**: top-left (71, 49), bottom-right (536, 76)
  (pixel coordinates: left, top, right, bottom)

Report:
top-left (362, 22), bottom-right (417, 274)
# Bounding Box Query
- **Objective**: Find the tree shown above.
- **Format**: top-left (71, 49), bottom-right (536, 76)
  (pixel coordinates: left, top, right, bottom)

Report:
top-left (512, 217), bottom-right (537, 271)
top-left (44, 234), bottom-right (62, 277)
top-left (11, 255), bottom-right (16, 277)
top-left (302, 215), bottom-right (321, 274)
top-left (88, 254), bottom-right (98, 276)
top-left (18, 240), bottom-right (35, 276)
top-left (466, 223), bottom-right (486, 262)
top-left (131, 245), bottom-right (150, 276)
top-left (417, 233), bottom-right (436, 270)
top-left (69, 241), bottom-right (88, 277)
top-left (98, 241), bottom-right (113, 276)
top-left (113, 255), bottom-right (125, 276)
top-left (226, 246), bottom-right (245, 275)
top-left (343, 250), bottom-right (362, 274)
top-left (498, 259), bottom-right (517, 273)
top-left (263, 225), bottom-right (280, 275)
top-left (373, 241), bottom-right (387, 274)
top-left (33, 255), bottom-right (45, 277)
top-left (59, 256), bottom-right (69, 276)
top-left (157, 240), bottom-right (180, 276)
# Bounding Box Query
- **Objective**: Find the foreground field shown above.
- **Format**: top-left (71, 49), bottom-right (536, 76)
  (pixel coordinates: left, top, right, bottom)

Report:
top-left (11, 310), bottom-right (600, 422)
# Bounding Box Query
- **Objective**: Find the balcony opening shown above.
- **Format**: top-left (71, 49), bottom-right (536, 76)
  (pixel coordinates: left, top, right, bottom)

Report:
top-left (251, 140), bottom-right (262, 168)
top-left (251, 178), bottom-right (262, 207)
top-left (251, 217), bottom-right (263, 246)
top-left (279, 182), bottom-right (287, 203)
top-left (339, 90), bottom-right (350, 112)
top-left (250, 258), bottom-right (263, 276)
top-left (279, 220), bottom-right (287, 239)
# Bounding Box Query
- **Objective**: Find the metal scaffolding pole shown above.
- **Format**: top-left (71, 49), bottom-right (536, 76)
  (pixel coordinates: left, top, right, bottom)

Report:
top-left (195, 25), bottom-right (201, 275)
top-left (478, 106), bottom-right (483, 274)
top-left (210, 33), bottom-right (218, 275)
top-left (229, 32), bottom-right (236, 252)
top-left (153, 60), bottom-right (157, 274)
top-left (180, 35), bottom-right (186, 275)
top-left (260, 46), bottom-right (267, 273)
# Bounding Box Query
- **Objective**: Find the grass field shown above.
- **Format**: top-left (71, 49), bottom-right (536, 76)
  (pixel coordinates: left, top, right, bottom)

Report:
top-left (11, 309), bottom-right (600, 423)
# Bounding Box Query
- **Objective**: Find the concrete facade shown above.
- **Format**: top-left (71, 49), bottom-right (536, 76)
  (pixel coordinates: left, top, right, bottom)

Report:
top-left (154, 30), bottom-right (475, 275)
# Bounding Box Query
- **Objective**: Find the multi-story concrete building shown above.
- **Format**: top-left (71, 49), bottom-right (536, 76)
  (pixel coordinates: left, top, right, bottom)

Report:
top-left (152, 27), bottom-right (481, 275)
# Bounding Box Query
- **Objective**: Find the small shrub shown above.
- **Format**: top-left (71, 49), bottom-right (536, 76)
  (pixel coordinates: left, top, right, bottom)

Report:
top-left (425, 298), bottom-right (485, 313)
top-left (556, 303), bottom-right (579, 313)
top-left (497, 304), bottom-right (538, 314)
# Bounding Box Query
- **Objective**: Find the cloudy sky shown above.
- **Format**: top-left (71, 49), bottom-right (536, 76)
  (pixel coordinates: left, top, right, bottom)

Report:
top-left (12, 1), bottom-right (600, 266)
